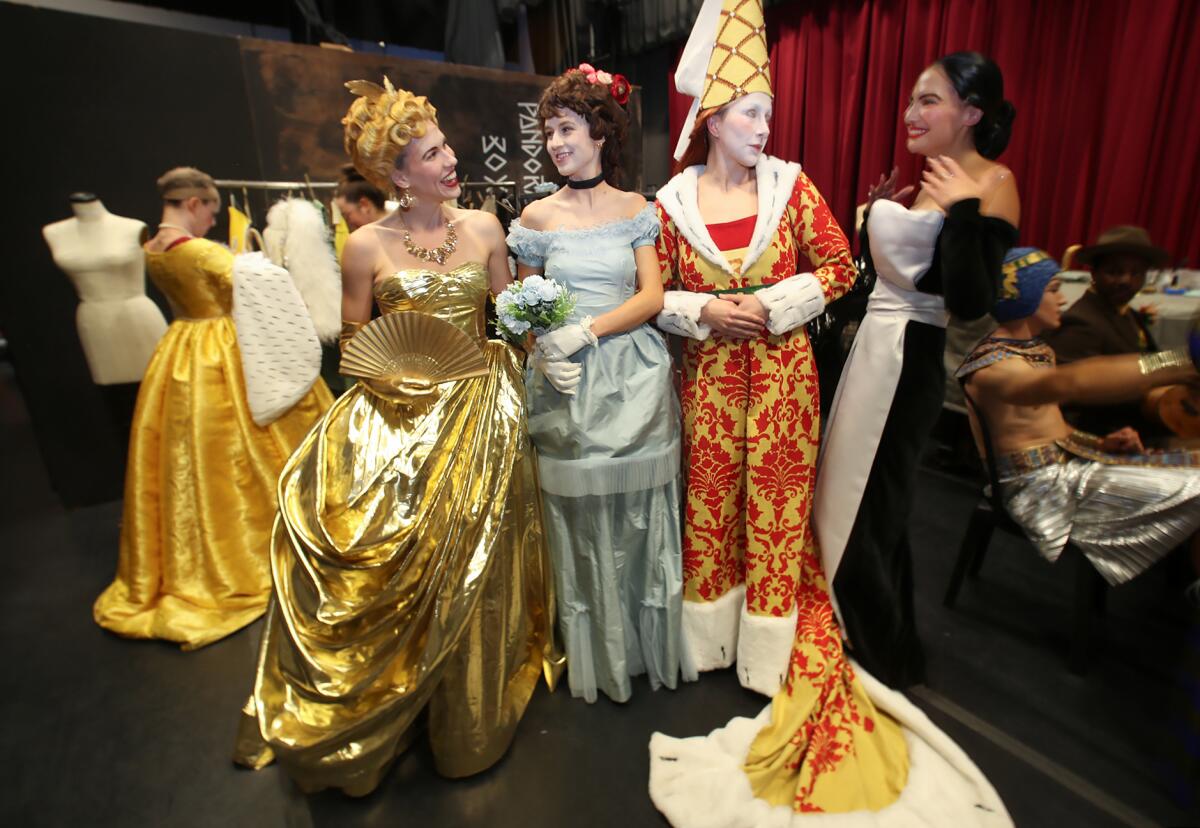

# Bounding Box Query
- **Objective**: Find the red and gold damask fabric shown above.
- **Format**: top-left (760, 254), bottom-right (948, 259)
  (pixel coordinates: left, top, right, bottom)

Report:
top-left (656, 163), bottom-right (855, 681)
top-left (742, 560), bottom-right (908, 811)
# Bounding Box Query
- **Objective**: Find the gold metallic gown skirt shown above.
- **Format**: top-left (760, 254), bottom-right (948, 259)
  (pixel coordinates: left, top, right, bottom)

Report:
top-left (94, 315), bottom-right (331, 649)
top-left (239, 341), bottom-right (559, 794)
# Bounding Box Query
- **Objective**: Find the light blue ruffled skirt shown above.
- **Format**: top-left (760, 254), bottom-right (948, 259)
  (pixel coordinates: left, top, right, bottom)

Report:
top-left (527, 322), bottom-right (694, 702)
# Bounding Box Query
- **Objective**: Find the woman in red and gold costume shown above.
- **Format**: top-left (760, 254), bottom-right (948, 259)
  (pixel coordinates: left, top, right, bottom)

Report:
top-left (649, 2), bottom-right (1012, 825)
top-left (654, 0), bottom-right (854, 698)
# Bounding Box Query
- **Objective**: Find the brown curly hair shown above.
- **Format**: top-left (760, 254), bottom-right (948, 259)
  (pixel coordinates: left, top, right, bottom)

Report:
top-left (537, 70), bottom-right (628, 186)
top-left (342, 78), bottom-right (438, 194)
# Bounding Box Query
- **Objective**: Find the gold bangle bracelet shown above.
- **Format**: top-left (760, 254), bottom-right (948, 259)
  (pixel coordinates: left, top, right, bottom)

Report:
top-left (1138, 348), bottom-right (1190, 375)
top-left (339, 319), bottom-right (366, 352)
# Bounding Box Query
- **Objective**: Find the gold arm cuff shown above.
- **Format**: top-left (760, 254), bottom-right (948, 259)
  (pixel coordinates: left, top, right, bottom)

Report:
top-left (339, 319), bottom-right (366, 352)
top-left (1138, 348), bottom-right (1190, 375)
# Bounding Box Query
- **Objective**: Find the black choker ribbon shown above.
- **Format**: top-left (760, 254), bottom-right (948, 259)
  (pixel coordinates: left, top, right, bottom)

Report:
top-left (566, 172), bottom-right (605, 190)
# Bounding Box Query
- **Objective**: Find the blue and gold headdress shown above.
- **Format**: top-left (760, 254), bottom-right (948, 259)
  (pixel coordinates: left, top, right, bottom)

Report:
top-left (994, 247), bottom-right (1059, 322)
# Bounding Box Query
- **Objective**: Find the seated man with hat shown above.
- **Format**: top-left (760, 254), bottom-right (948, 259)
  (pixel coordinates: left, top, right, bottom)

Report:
top-left (957, 247), bottom-right (1200, 601)
top-left (1044, 225), bottom-right (1170, 437)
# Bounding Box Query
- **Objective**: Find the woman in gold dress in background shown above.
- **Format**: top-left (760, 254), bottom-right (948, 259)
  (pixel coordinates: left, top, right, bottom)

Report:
top-left (94, 167), bottom-right (331, 650)
top-left (237, 79), bottom-right (560, 795)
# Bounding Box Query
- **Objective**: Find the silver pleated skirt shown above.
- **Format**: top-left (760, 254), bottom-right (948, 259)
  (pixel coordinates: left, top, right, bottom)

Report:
top-left (999, 443), bottom-right (1200, 584)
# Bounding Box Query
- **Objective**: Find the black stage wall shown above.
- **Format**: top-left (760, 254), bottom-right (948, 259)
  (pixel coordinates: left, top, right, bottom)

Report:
top-left (0, 4), bottom-right (641, 508)
top-left (0, 4), bottom-right (264, 508)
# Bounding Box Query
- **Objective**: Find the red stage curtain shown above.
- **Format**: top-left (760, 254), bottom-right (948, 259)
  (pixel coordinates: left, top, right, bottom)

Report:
top-left (666, 0), bottom-right (1200, 265)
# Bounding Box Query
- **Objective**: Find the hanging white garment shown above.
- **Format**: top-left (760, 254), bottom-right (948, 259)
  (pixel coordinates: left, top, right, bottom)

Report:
top-left (231, 251), bottom-right (321, 426)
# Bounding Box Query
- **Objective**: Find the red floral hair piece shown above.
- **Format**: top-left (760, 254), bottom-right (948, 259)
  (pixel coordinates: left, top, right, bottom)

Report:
top-left (572, 62), bottom-right (631, 106)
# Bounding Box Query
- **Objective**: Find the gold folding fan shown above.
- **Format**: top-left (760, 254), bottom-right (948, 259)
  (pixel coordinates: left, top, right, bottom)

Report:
top-left (340, 312), bottom-right (488, 399)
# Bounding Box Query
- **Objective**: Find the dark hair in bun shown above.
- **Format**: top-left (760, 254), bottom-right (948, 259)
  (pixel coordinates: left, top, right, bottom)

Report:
top-left (336, 163), bottom-right (386, 209)
top-left (936, 51), bottom-right (1015, 159)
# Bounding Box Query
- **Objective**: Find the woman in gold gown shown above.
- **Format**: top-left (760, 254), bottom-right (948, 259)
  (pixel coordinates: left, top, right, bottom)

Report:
top-left (94, 167), bottom-right (332, 650)
top-left (236, 79), bottom-right (560, 795)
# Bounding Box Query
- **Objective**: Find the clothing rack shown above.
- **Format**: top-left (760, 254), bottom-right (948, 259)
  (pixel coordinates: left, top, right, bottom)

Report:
top-left (212, 177), bottom-right (542, 227)
top-left (458, 179), bottom-right (524, 225)
top-left (214, 179), bottom-right (337, 190)
top-left (213, 178), bottom-right (338, 229)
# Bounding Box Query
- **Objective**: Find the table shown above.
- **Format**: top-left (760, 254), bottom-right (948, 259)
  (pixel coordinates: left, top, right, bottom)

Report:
top-left (1058, 278), bottom-right (1198, 348)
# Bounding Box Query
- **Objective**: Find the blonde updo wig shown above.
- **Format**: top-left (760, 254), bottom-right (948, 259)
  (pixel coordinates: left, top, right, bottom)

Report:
top-left (342, 77), bottom-right (439, 194)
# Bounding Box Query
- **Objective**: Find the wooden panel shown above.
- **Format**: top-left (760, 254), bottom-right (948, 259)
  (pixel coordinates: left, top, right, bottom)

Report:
top-left (238, 39), bottom-right (643, 193)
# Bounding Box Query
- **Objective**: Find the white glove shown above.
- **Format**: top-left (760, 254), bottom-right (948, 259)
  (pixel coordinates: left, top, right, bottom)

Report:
top-left (534, 354), bottom-right (582, 395)
top-left (756, 273), bottom-right (826, 335)
top-left (656, 290), bottom-right (715, 340)
top-left (535, 316), bottom-right (598, 361)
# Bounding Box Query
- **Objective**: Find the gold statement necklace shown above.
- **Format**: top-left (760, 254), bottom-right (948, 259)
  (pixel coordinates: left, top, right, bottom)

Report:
top-left (402, 211), bottom-right (458, 266)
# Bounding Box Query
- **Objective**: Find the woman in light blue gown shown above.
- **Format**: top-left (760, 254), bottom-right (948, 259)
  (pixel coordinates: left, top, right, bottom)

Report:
top-left (506, 65), bottom-right (694, 703)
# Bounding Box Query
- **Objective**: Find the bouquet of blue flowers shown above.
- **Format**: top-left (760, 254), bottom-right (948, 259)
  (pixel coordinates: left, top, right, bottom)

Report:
top-left (495, 275), bottom-right (577, 345)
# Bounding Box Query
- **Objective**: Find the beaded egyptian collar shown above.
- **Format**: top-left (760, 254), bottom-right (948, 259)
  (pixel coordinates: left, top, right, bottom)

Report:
top-left (956, 336), bottom-right (1056, 379)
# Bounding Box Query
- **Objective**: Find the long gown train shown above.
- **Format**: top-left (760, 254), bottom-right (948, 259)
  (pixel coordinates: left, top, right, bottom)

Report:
top-left (236, 262), bottom-right (560, 793)
top-left (94, 238), bottom-right (331, 649)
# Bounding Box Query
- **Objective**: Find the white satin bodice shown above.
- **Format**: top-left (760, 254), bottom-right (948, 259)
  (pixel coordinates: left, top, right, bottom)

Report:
top-left (865, 200), bottom-right (948, 327)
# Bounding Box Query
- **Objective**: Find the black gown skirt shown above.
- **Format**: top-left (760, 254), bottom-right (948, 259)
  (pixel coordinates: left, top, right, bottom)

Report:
top-left (832, 321), bottom-right (945, 687)
top-left (831, 198), bottom-right (1017, 688)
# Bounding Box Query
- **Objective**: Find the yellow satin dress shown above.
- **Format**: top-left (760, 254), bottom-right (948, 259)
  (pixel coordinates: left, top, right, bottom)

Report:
top-left (238, 262), bottom-right (561, 795)
top-left (93, 238), bottom-right (332, 649)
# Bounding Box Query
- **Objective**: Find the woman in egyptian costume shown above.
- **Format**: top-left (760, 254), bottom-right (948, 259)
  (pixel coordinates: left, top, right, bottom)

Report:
top-left (235, 78), bottom-right (560, 795)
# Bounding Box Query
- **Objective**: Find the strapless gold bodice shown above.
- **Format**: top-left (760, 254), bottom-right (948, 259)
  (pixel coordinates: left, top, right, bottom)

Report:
top-left (144, 238), bottom-right (235, 319)
top-left (373, 262), bottom-right (489, 343)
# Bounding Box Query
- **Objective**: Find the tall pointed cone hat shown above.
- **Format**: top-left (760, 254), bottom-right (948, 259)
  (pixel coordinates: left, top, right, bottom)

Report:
top-left (673, 0), bottom-right (772, 160)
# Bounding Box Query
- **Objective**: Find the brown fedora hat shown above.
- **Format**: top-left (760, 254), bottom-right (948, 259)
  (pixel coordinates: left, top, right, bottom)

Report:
top-left (1076, 225), bottom-right (1169, 268)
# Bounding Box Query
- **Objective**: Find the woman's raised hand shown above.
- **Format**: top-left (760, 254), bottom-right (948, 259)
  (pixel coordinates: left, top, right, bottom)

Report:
top-left (920, 155), bottom-right (995, 209)
top-left (867, 166), bottom-right (915, 207)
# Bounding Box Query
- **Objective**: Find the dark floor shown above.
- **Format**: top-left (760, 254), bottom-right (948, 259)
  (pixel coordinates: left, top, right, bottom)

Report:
top-left (2, 361), bottom-right (1198, 827)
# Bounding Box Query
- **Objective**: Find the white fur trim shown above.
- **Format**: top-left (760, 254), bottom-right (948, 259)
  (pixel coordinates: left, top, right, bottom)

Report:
top-left (744, 157), bottom-right (802, 279)
top-left (656, 156), bottom-right (802, 278)
top-left (757, 273), bottom-right (827, 336)
top-left (265, 199), bottom-right (343, 343)
top-left (736, 607), bottom-right (796, 697)
top-left (658, 290), bottom-right (716, 340)
top-left (231, 252), bottom-right (321, 426)
top-left (648, 663), bottom-right (1013, 827)
top-left (681, 585), bottom-right (744, 671)
top-left (657, 166), bottom-right (731, 274)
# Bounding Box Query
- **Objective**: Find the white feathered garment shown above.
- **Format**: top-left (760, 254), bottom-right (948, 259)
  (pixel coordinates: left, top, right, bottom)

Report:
top-left (264, 198), bottom-right (342, 344)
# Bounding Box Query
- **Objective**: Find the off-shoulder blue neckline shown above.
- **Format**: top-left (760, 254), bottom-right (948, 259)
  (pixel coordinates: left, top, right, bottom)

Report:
top-left (509, 203), bottom-right (656, 237)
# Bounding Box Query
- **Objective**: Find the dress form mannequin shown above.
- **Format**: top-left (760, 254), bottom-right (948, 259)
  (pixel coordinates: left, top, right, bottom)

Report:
top-left (42, 194), bottom-right (168, 384)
